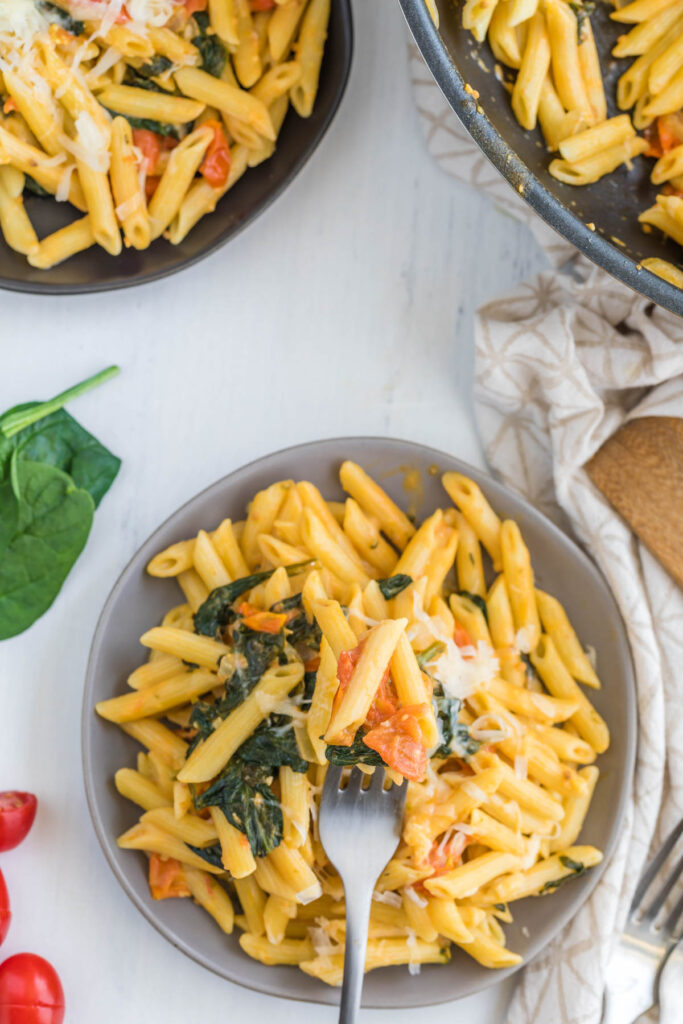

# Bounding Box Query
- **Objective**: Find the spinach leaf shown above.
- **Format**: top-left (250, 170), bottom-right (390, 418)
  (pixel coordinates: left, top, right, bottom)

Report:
top-left (521, 653), bottom-right (540, 685)
top-left (103, 109), bottom-right (181, 138)
top-left (195, 762), bottom-right (283, 857)
top-left (271, 593), bottom-right (322, 651)
top-left (457, 590), bottom-right (489, 623)
top-left (326, 730), bottom-right (387, 768)
top-left (569, 0), bottom-right (595, 43)
top-left (39, 1), bottom-right (85, 35)
top-left (416, 641), bottom-right (445, 670)
top-left (302, 669), bottom-right (317, 711)
top-left (134, 56), bottom-right (173, 80)
top-left (432, 689), bottom-right (481, 759)
top-left (539, 856), bottom-right (586, 894)
top-left (191, 11), bottom-right (227, 78)
top-left (237, 714), bottom-right (308, 773)
top-left (0, 457), bottom-right (94, 640)
top-left (377, 574), bottom-right (413, 600)
top-left (23, 176), bottom-right (52, 198)
top-left (222, 623), bottom-right (285, 712)
top-left (194, 560), bottom-right (314, 637)
top-left (187, 843), bottom-right (224, 869)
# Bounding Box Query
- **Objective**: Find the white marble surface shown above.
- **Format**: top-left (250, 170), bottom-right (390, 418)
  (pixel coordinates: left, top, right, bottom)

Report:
top-left (0, 1), bottom-right (549, 1021)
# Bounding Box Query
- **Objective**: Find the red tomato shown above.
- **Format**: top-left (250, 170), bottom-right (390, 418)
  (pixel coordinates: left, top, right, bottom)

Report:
top-left (453, 624), bottom-right (473, 649)
top-left (250, 0), bottom-right (276, 9)
top-left (362, 705), bottom-right (428, 781)
top-left (132, 129), bottom-right (162, 174)
top-left (0, 873), bottom-right (9, 948)
top-left (148, 855), bottom-right (191, 900)
top-left (144, 175), bottom-right (161, 201)
top-left (331, 641), bottom-right (396, 743)
top-left (0, 794), bottom-right (37, 853)
top-left (237, 602), bottom-right (287, 634)
top-left (0, 954), bottom-right (64, 1024)
top-left (184, 0), bottom-right (208, 14)
top-left (199, 120), bottom-right (231, 189)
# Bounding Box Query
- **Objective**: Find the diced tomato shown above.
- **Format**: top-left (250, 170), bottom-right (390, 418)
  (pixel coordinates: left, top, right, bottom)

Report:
top-left (645, 114), bottom-right (683, 158)
top-left (304, 655), bottom-right (321, 672)
top-left (144, 175), bottom-right (161, 201)
top-left (2, 99), bottom-right (17, 115)
top-left (238, 602), bottom-right (287, 634)
top-left (91, 0), bottom-right (129, 22)
top-left (199, 120), bottom-right (231, 189)
top-left (362, 704), bottom-right (429, 781)
top-left (426, 831), bottom-right (469, 875)
top-left (453, 624), bottom-right (474, 649)
top-left (250, 0), bottom-right (276, 9)
top-left (148, 855), bottom-right (191, 900)
top-left (331, 641), bottom-right (397, 743)
top-left (132, 129), bottom-right (162, 174)
top-left (363, 670), bottom-right (399, 729)
top-left (184, 0), bottom-right (208, 14)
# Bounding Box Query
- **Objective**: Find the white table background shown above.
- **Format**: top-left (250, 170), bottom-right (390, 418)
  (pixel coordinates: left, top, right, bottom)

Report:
top-left (1, 2), bottom-right (549, 1020)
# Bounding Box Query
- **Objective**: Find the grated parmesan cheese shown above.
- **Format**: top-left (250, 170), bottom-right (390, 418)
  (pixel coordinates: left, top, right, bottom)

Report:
top-left (409, 595), bottom-right (499, 701)
top-left (372, 889), bottom-right (402, 908)
top-left (402, 885), bottom-right (427, 908)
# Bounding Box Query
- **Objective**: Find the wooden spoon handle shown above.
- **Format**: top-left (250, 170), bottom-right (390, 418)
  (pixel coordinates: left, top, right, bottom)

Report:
top-left (585, 416), bottom-right (683, 589)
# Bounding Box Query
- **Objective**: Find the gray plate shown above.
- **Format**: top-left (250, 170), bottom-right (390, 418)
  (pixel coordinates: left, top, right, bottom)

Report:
top-left (82, 436), bottom-right (636, 1007)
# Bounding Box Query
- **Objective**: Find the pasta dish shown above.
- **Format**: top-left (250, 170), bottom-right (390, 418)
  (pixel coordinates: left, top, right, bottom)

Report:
top-left (0, 0), bottom-right (329, 268)
top-left (427, 0), bottom-right (683, 288)
top-left (95, 461), bottom-right (608, 981)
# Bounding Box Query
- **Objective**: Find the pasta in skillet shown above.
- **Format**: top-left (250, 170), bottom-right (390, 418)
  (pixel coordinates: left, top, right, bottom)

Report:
top-left (430, 0), bottom-right (683, 285)
top-left (96, 462), bottom-right (608, 982)
top-left (0, 0), bottom-right (330, 268)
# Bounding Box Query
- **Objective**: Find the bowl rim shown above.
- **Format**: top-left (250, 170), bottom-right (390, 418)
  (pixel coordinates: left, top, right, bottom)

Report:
top-left (397, 0), bottom-right (683, 318)
top-left (0, 0), bottom-right (354, 297)
top-left (81, 434), bottom-right (637, 1007)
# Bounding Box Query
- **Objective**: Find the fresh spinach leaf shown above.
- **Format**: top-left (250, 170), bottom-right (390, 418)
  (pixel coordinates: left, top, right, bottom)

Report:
top-left (457, 590), bottom-right (489, 623)
top-left (237, 714), bottom-right (308, 773)
top-left (377, 574), bottom-right (413, 600)
top-left (39, 1), bottom-right (85, 35)
top-left (187, 843), bottom-right (224, 869)
top-left (539, 856), bottom-right (586, 894)
top-left (326, 730), bottom-right (387, 768)
top-left (195, 762), bottom-right (283, 857)
top-left (0, 457), bottom-right (94, 640)
top-left (191, 11), bottom-right (227, 78)
top-left (194, 560), bottom-right (314, 637)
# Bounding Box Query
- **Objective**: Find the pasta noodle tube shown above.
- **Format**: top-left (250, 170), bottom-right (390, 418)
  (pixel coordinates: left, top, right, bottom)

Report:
top-left (643, 63), bottom-right (683, 115)
top-left (489, 1), bottom-right (523, 68)
top-left (110, 117), bottom-right (150, 251)
top-left (252, 61), bottom-right (302, 106)
top-left (538, 76), bottom-right (570, 151)
top-left (558, 115), bottom-right (635, 163)
top-left (0, 167), bottom-right (38, 257)
top-left (652, 142), bottom-right (683, 182)
top-left (425, 898), bottom-right (473, 943)
top-left (117, 822), bottom-right (223, 874)
top-left (240, 934), bottom-right (314, 966)
top-left (441, 472), bottom-right (502, 569)
top-left (114, 768), bottom-right (168, 812)
top-left (482, 845), bottom-right (603, 904)
top-left (339, 461), bottom-right (417, 550)
top-left (312, 599), bottom-right (357, 657)
top-left (76, 155), bottom-right (121, 257)
top-left (324, 618), bottom-right (407, 744)
top-left (343, 499), bottom-right (397, 576)
top-left (269, 0), bottom-right (307, 62)
top-left (139, 626), bottom-right (231, 668)
top-left (454, 927), bottom-right (522, 968)
top-left (141, 806), bottom-right (218, 848)
top-left (175, 67), bottom-right (275, 140)
top-left (393, 508), bottom-right (444, 581)
top-left (544, 0), bottom-right (593, 120)
top-left (178, 662), bottom-right (304, 782)
top-left (424, 851), bottom-right (520, 899)
top-left (193, 529), bottom-right (231, 589)
top-left (462, 0), bottom-right (504, 42)
top-left (578, 19), bottom-right (607, 122)
top-left (641, 257), bottom-right (683, 286)
top-left (234, 876), bottom-right (267, 935)
top-left (209, 806), bottom-right (257, 877)
top-left (120, 718), bottom-right (188, 770)
top-left (2, 68), bottom-right (62, 156)
top-left (530, 635), bottom-right (609, 752)
top-left (306, 637), bottom-right (339, 763)
top-left (0, 126), bottom-right (85, 210)
top-left (95, 85), bottom-right (205, 125)
top-left (639, 201), bottom-right (683, 245)
top-left (148, 125), bottom-right (213, 240)
top-left (391, 634), bottom-right (439, 748)
top-left (242, 480), bottom-right (293, 567)
top-left (264, 896), bottom-right (297, 944)
top-left (611, 0), bottom-right (681, 22)
top-left (550, 136), bottom-right (648, 184)
top-left (291, 0), bottom-right (330, 117)
top-left (500, 520), bottom-right (540, 651)
top-left (267, 843), bottom-right (323, 904)
top-left (298, 481), bottom-right (369, 572)
top-left (453, 509), bottom-right (485, 596)
top-left (512, 11), bottom-right (551, 130)
top-left (535, 589), bottom-right (600, 688)
top-left (209, 0), bottom-right (239, 47)
top-left (182, 866), bottom-right (235, 934)
top-left (95, 668), bottom-right (216, 723)
top-left (27, 216), bottom-right (95, 270)
top-left (301, 508), bottom-right (370, 586)
top-left (613, 3), bottom-right (683, 57)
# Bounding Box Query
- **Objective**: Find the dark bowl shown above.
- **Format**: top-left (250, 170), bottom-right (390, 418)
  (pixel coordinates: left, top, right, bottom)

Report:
top-left (82, 436), bottom-right (636, 1007)
top-left (0, 0), bottom-right (353, 295)
top-left (399, 0), bottom-right (683, 317)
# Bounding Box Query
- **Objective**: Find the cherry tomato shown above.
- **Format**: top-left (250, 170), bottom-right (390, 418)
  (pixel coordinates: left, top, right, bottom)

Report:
top-left (0, 794), bottom-right (37, 853)
top-left (0, 954), bottom-right (64, 1024)
top-left (0, 873), bottom-right (9, 948)
top-left (199, 120), bottom-right (231, 189)
top-left (131, 129), bottom-right (162, 175)
top-left (362, 705), bottom-right (428, 781)
top-left (184, 0), bottom-right (207, 14)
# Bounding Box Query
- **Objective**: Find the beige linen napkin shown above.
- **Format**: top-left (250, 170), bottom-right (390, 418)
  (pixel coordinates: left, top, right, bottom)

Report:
top-left (409, 41), bottom-right (683, 1024)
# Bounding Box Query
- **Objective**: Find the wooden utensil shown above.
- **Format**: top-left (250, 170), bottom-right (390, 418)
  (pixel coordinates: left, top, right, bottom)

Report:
top-left (585, 417), bottom-right (683, 588)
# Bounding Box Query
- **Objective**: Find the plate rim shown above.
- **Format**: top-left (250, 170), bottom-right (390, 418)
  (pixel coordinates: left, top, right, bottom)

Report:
top-left (0, 0), bottom-right (354, 297)
top-left (81, 434), bottom-right (637, 1007)
top-left (397, 0), bottom-right (683, 318)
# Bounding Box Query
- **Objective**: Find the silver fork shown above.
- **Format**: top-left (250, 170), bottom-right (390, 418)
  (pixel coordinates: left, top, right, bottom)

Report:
top-left (603, 817), bottom-right (683, 1024)
top-left (318, 765), bottom-right (407, 1024)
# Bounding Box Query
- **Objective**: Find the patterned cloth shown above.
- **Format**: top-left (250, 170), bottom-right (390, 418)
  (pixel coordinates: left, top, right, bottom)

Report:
top-left (408, 40), bottom-right (683, 1024)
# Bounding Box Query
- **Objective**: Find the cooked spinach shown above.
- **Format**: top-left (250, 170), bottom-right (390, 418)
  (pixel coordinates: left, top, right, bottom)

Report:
top-left (377, 574), bottom-right (413, 600)
top-left (134, 56), bottom-right (173, 80)
top-left (104, 110), bottom-right (181, 139)
top-left (187, 843), bottom-right (224, 869)
top-left (0, 368), bottom-right (120, 640)
top-left (302, 669), bottom-right (317, 711)
top-left (416, 641), bottom-right (445, 670)
top-left (569, 0), bottom-right (595, 43)
top-left (457, 590), bottom-right (489, 622)
top-left (23, 176), bottom-right (51, 198)
top-left (237, 714), bottom-right (308, 773)
top-left (195, 762), bottom-right (283, 857)
top-left (433, 689), bottom-right (481, 759)
top-left (191, 11), bottom-right (227, 78)
top-left (538, 856), bottom-right (586, 894)
top-left (521, 652), bottom-right (540, 685)
top-left (271, 593), bottom-right (322, 651)
top-left (193, 560), bottom-right (314, 637)
top-left (326, 730), bottom-right (386, 768)
top-left (223, 623), bottom-right (286, 712)
top-left (39, 1), bottom-right (85, 35)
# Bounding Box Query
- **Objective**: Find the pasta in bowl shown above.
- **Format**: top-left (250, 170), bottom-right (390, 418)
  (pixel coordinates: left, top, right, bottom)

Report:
top-left (0, 0), bottom-right (352, 292)
top-left (83, 438), bottom-right (636, 1006)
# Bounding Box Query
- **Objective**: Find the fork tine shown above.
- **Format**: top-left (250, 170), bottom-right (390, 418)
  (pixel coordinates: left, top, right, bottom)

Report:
top-left (345, 767), bottom-right (363, 796)
top-left (641, 850), bottom-right (683, 923)
top-left (663, 886), bottom-right (683, 939)
top-left (631, 818), bottom-right (683, 914)
top-left (323, 764), bottom-right (343, 796)
top-left (369, 767), bottom-right (386, 793)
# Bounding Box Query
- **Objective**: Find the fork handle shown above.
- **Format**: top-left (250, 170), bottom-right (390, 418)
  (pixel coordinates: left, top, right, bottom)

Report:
top-left (339, 886), bottom-right (372, 1024)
